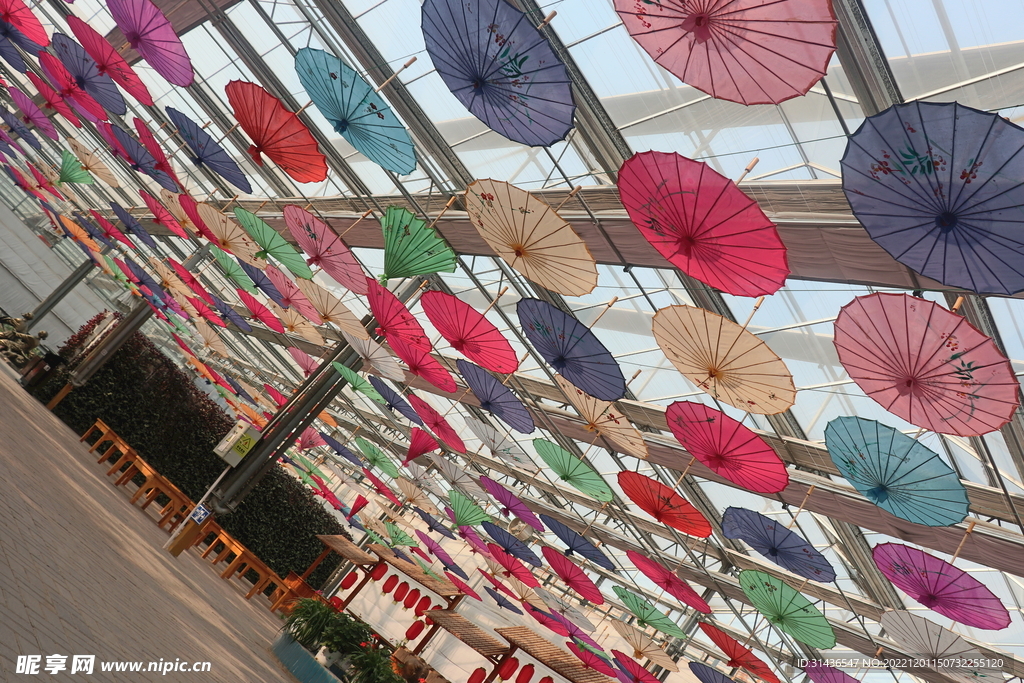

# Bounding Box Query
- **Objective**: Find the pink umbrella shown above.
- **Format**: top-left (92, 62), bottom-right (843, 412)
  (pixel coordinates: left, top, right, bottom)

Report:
top-left (66, 15), bottom-right (153, 106)
top-left (263, 384), bottom-right (289, 408)
top-left (9, 87), bottom-right (57, 141)
top-left (445, 571), bottom-right (481, 600)
top-left (97, 122), bottom-right (129, 159)
top-left (140, 189), bottom-right (188, 238)
top-left (834, 293), bottom-right (1019, 436)
top-left (408, 394), bottom-right (465, 452)
top-left (456, 523), bottom-right (490, 554)
top-left (185, 296), bottom-right (226, 328)
top-left (665, 400), bottom-right (788, 493)
top-left (415, 530), bottom-right (457, 567)
top-left (171, 333), bottom-right (196, 357)
top-left (618, 151), bottom-right (788, 297)
top-left (167, 257), bottom-right (213, 303)
top-left (296, 426), bottom-right (326, 451)
top-left (0, 0), bottom-right (48, 46)
top-left (803, 662), bottom-right (858, 683)
top-left (487, 544), bottom-right (539, 587)
top-left (479, 476), bottom-right (544, 532)
top-left (540, 546), bottom-right (603, 604)
top-left (626, 550), bottom-right (710, 613)
top-left (478, 567), bottom-right (514, 597)
top-left (568, 643), bottom-right (616, 677)
top-left (38, 52), bottom-right (106, 121)
top-left (287, 346), bottom-right (320, 376)
top-left (238, 289), bottom-right (285, 333)
top-left (177, 193), bottom-right (218, 243)
top-left (362, 468), bottom-right (402, 506)
top-left (420, 290), bottom-right (518, 373)
top-left (389, 335), bottom-right (457, 393)
top-left (873, 543), bottom-right (1010, 630)
top-left (402, 427), bottom-right (440, 466)
top-left (134, 118), bottom-right (181, 188)
top-left (612, 651), bottom-right (659, 683)
top-left (366, 277), bottom-right (431, 350)
top-left (614, 0), bottom-right (836, 106)
top-left (26, 73), bottom-right (81, 128)
top-left (107, 0), bottom-right (195, 87)
top-left (284, 205), bottom-right (367, 294)
top-left (90, 209), bottom-right (135, 249)
top-left (264, 264), bottom-right (322, 323)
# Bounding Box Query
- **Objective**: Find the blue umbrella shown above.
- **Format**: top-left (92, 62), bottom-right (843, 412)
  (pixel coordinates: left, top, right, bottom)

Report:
top-left (414, 507), bottom-right (457, 540)
top-left (111, 202), bottom-right (159, 250)
top-left (224, 375), bottom-right (254, 403)
top-left (517, 298), bottom-right (625, 401)
top-left (124, 258), bottom-right (162, 296)
top-left (51, 33), bottom-right (126, 115)
top-left (0, 108), bottom-right (40, 150)
top-left (110, 126), bottom-right (177, 192)
top-left (721, 507), bottom-right (836, 582)
top-left (75, 213), bottom-right (115, 250)
top-left (0, 21), bottom-right (40, 72)
top-left (421, 0), bottom-right (575, 147)
top-left (482, 521), bottom-right (541, 567)
top-left (320, 432), bottom-right (363, 468)
top-left (0, 137), bottom-right (17, 158)
top-left (689, 663), bottom-right (734, 683)
top-left (391, 547), bottom-right (412, 563)
top-left (443, 562), bottom-right (469, 581)
top-left (484, 586), bottom-right (523, 615)
top-left (347, 516), bottom-right (366, 533)
top-left (457, 359), bottom-right (535, 434)
top-left (208, 293), bottom-right (253, 332)
top-left (824, 416), bottom-right (968, 527)
top-left (539, 514), bottom-right (616, 572)
top-left (165, 107), bottom-right (252, 193)
top-left (842, 101), bottom-right (1024, 295)
top-left (294, 47), bottom-right (416, 175)
top-left (367, 376), bottom-right (423, 425)
top-left (237, 259), bottom-right (286, 307)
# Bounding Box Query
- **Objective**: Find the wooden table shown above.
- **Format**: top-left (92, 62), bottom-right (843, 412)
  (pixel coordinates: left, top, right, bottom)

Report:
top-left (496, 626), bottom-right (612, 683)
top-left (269, 571), bottom-right (323, 613)
top-left (414, 610), bottom-right (508, 660)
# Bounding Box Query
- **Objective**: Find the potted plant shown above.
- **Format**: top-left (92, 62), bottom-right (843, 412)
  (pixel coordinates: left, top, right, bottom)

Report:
top-left (320, 613), bottom-right (374, 671)
top-left (348, 644), bottom-right (403, 683)
top-left (281, 598), bottom-right (337, 652)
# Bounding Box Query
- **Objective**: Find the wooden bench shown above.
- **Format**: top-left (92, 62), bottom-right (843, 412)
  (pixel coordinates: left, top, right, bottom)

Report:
top-left (220, 549), bottom-right (284, 599)
top-left (80, 418), bottom-right (116, 448)
top-left (138, 476), bottom-right (194, 532)
top-left (112, 456), bottom-right (163, 505)
top-left (269, 572), bottom-right (323, 613)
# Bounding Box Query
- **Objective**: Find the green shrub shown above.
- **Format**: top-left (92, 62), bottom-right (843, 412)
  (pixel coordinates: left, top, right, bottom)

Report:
top-left (282, 598), bottom-right (338, 650)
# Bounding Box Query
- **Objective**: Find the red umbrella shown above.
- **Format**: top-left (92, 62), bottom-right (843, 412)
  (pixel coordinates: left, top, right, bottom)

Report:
top-left (297, 427), bottom-right (326, 450)
top-left (478, 567), bottom-right (514, 597)
top-left (172, 333), bottom-right (196, 357)
top-left (186, 296), bottom-right (226, 328)
top-left (612, 651), bottom-right (659, 683)
top-left (524, 603), bottom-right (569, 637)
top-left (567, 643), bottom-right (616, 676)
top-left (264, 264), bottom-right (322, 323)
top-left (665, 401), bottom-right (788, 494)
top-left (402, 427), bottom-right (440, 466)
top-left (284, 205), bottom-right (367, 294)
top-left (834, 293), bottom-right (1019, 436)
top-left (618, 151), bottom-right (788, 297)
top-left (390, 335), bottom-right (457, 393)
top-left (27, 162), bottom-right (62, 200)
top-left (698, 622), bottom-right (780, 683)
top-left (177, 193), bottom-right (218, 243)
top-left (626, 550), bottom-right (710, 613)
top-left (445, 572), bottom-right (481, 600)
top-left (263, 384), bottom-right (289, 408)
top-left (225, 80), bottom-right (327, 184)
top-left (348, 495), bottom-right (369, 519)
top-left (38, 52), bottom-right (106, 121)
top-left (26, 73), bottom-right (80, 128)
top-left (540, 546), bottom-right (603, 604)
top-left (366, 277), bottom-right (431, 350)
top-left (487, 545), bottom-right (540, 587)
top-left (420, 290), bottom-right (518, 373)
top-left (614, 0), bottom-right (836, 105)
top-left (362, 468), bottom-right (402, 506)
top-left (66, 16), bottom-right (153, 106)
top-left (98, 122), bottom-right (129, 159)
top-left (140, 189), bottom-right (188, 238)
top-left (167, 257), bottom-right (213, 304)
top-left (134, 118), bottom-right (181, 188)
top-left (90, 209), bottom-right (135, 249)
top-left (287, 346), bottom-right (320, 376)
top-left (0, 0), bottom-right (48, 46)
top-left (238, 289), bottom-right (285, 333)
top-left (618, 471), bottom-right (711, 537)
top-left (408, 394), bottom-right (465, 452)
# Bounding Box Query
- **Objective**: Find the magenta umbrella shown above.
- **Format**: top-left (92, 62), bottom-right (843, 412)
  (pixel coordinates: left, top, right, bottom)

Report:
top-left (834, 293), bottom-right (1019, 436)
top-left (283, 204), bottom-right (367, 294)
top-left (803, 662), bottom-right (858, 683)
top-left (107, 0), bottom-right (194, 86)
top-left (264, 264), bottom-right (322, 323)
top-left (873, 543), bottom-right (1010, 630)
top-left (287, 346), bottom-right (319, 376)
top-left (9, 86), bottom-right (57, 140)
top-left (478, 476), bottom-right (544, 531)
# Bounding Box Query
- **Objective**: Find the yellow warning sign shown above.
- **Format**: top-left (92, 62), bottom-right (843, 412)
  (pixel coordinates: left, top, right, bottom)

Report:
top-left (232, 433), bottom-right (256, 458)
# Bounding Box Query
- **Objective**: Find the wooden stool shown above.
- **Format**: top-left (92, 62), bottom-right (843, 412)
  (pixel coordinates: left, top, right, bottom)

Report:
top-left (80, 419), bottom-right (115, 449)
top-left (105, 448), bottom-right (138, 477)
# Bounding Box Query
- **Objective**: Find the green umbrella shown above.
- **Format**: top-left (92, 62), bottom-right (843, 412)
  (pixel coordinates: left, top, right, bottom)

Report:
top-left (58, 150), bottom-right (94, 185)
top-left (290, 463), bottom-right (316, 486)
top-left (449, 489), bottom-right (491, 526)
top-left (386, 521), bottom-right (418, 548)
top-left (414, 556), bottom-right (443, 581)
top-left (210, 245), bottom-right (258, 294)
top-left (379, 206), bottom-right (456, 285)
top-left (612, 586), bottom-right (686, 639)
top-left (234, 207), bottom-right (314, 279)
top-left (332, 362), bottom-right (386, 405)
top-left (365, 529), bottom-right (388, 547)
top-left (294, 453), bottom-right (328, 480)
top-left (739, 570), bottom-right (836, 649)
top-left (356, 437), bottom-right (401, 478)
top-left (533, 439), bottom-right (613, 502)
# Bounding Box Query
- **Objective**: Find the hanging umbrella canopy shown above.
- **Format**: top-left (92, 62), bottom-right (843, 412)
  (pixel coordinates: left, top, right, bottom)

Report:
top-left (135, 119), bottom-right (182, 189)
top-left (612, 651), bottom-right (661, 683)
top-left (615, 0), bottom-right (835, 105)
top-left (380, 206), bottom-right (457, 285)
top-left (283, 205), bottom-right (367, 293)
top-left (415, 507), bottom-right (456, 539)
top-left (273, 303), bottom-right (325, 344)
top-left (626, 550), bottom-right (711, 613)
top-left (445, 572), bottom-right (481, 600)
top-left (611, 587), bottom-right (686, 639)
top-left (879, 611), bottom-right (998, 683)
top-left (38, 50), bottom-right (105, 123)
top-left (89, 209), bottom-right (134, 249)
top-left (9, 87), bottom-right (57, 140)
top-left (872, 543), bottom-right (1010, 630)
top-left (447, 489), bottom-right (491, 526)
top-left (108, 125), bottom-right (177, 191)
top-left (238, 260), bottom-right (285, 305)
top-left (421, 0), bottom-right (575, 146)
top-left (234, 208), bottom-right (313, 279)
top-left (689, 662), bottom-right (735, 683)
top-left (434, 457), bottom-right (488, 498)
top-left (421, 291), bottom-right (517, 373)
top-left (362, 468), bottom-right (403, 506)
top-left (399, 478), bottom-right (438, 514)
top-left (464, 417), bottom-right (533, 469)
top-left (611, 621), bottom-right (678, 672)
top-left (179, 193), bottom-right (218, 242)
top-left (140, 189), bottom-right (187, 238)
top-left (666, 401), bottom-right (788, 494)
top-left (619, 151), bottom-right (788, 296)
top-left (161, 191), bottom-right (200, 237)
top-left (458, 359), bottom-right (534, 434)
top-left (66, 15), bottom-right (152, 106)
top-left (322, 433), bottom-right (362, 467)
top-left (466, 180), bottom-right (597, 296)
top-left (567, 642), bottom-right (617, 677)
top-left (167, 258), bottom-right (213, 304)
top-left (265, 265), bottom-right (321, 321)
top-left (722, 507), bottom-right (836, 582)
top-left (51, 33), bottom-right (126, 116)
top-left (698, 622), bottom-right (780, 683)
top-left (355, 438), bottom-right (400, 478)
top-left (225, 79), bottom-right (327, 183)
top-left (386, 521), bottom-right (418, 548)
top-left (210, 293), bottom-right (253, 331)
top-left (485, 586), bottom-right (523, 614)
top-left (166, 107), bottom-right (251, 193)
top-left (294, 47), bottom-right (416, 175)
top-left (518, 298), bottom-right (625, 401)
top-left (0, 0), bottom-right (46, 45)
top-left (487, 544), bottom-right (539, 587)
top-left (409, 395), bottom-right (465, 452)
top-left (212, 249), bottom-right (258, 296)
top-left (108, 0), bottom-right (194, 86)
top-left (479, 476), bottom-right (544, 532)
top-left (653, 305), bottom-right (796, 414)
top-left (824, 416), bottom-right (969, 526)
top-left (401, 428), bottom-right (440, 466)
top-left (414, 530), bottom-right (455, 566)
top-left (802, 663), bottom-right (857, 683)
top-left (294, 278), bottom-right (366, 339)
top-left (534, 438), bottom-right (612, 502)
top-left (482, 521), bottom-right (541, 567)
top-left (834, 293), bottom-right (1018, 437)
top-left (539, 514), bottom-right (615, 571)
top-left (0, 21), bottom-right (40, 75)
top-left (27, 72), bottom-right (81, 129)
top-left (57, 150), bottom-right (93, 185)
top-left (556, 375), bottom-right (648, 460)
top-left (368, 376), bottom-right (422, 425)
top-left (540, 545), bottom-right (603, 604)
top-left (841, 101), bottom-right (1024, 295)
top-left (296, 429), bottom-right (328, 452)
top-left (619, 471), bottom-right (712, 538)
top-left (342, 331), bottom-right (405, 382)
top-left (186, 297), bottom-right (226, 327)
top-left (366, 278), bottom-right (430, 350)
top-left (111, 201), bottom-right (158, 249)
top-left (193, 320), bottom-right (228, 357)
top-left (238, 290), bottom-right (285, 333)
top-left (390, 335), bottom-right (457, 393)
top-left (68, 140), bottom-right (118, 187)
top-left (0, 106), bottom-right (41, 150)
top-left (739, 570), bottom-right (836, 648)
top-left (199, 206), bottom-right (262, 265)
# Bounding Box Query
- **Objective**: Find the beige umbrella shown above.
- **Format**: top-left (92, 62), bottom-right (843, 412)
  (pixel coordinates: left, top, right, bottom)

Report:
top-left (506, 578), bottom-right (548, 611)
top-left (196, 202), bottom-right (262, 266)
top-left (396, 477), bottom-right (439, 514)
top-left (879, 611), bottom-right (1000, 683)
top-left (341, 330), bottom-right (405, 382)
top-left (159, 190), bottom-right (201, 236)
top-left (652, 305), bottom-right (795, 414)
top-left (294, 278), bottom-right (369, 340)
top-left (268, 301), bottom-right (325, 345)
top-left (193, 319), bottom-right (230, 357)
top-left (465, 179), bottom-right (597, 296)
top-left (430, 454), bottom-right (487, 499)
top-left (611, 620), bottom-right (680, 672)
top-left (555, 374), bottom-right (648, 459)
top-left (68, 139), bottom-right (119, 187)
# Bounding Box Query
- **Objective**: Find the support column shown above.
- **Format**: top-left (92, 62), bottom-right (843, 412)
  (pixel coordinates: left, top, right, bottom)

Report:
top-left (27, 259), bottom-right (97, 332)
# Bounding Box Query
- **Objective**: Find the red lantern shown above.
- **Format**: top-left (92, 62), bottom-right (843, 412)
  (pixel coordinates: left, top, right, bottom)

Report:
top-left (370, 563), bottom-right (388, 581)
top-left (403, 588), bottom-right (421, 610)
top-left (468, 669), bottom-right (487, 683)
top-left (341, 572), bottom-right (358, 590)
top-left (393, 582), bottom-right (409, 603)
top-left (538, 678), bottom-right (554, 683)
top-left (405, 620), bottom-right (425, 640)
top-left (516, 664), bottom-right (535, 683)
top-left (415, 596), bottom-right (432, 616)
top-left (497, 657), bottom-right (519, 680)
top-left (382, 575), bottom-right (398, 594)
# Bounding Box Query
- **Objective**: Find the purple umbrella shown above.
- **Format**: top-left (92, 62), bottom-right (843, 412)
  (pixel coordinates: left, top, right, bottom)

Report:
top-left (75, 214), bottom-right (115, 250)
top-left (51, 33), bottom-right (126, 116)
top-left (802, 662), bottom-right (858, 683)
top-left (111, 202), bottom-right (159, 250)
top-left (414, 529), bottom-right (467, 579)
top-left (0, 20), bottom-right (41, 73)
top-left (124, 257), bottom-right (161, 294)
top-left (321, 432), bottom-right (362, 468)
top-left (457, 359), bottom-right (535, 434)
top-left (8, 87), bottom-right (57, 141)
top-left (420, 0), bottom-right (575, 147)
top-left (873, 543), bottom-right (1010, 630)
top-left (166, 107), bottom-right (252, 193)
top-left (517, 298), bottom-right (625, 401)
top-left (368, 376), bottom-right (423, 425)
top-left (482, 521), bottom-right (541, 567)
top-left (107, 0), bottom-right (194, 87)
top-left (237, 259), bottom-right (286, 307)
top-left (209, 293), bottom-right (253, 332)
top-left (110, 125), bottom-right (178, 192)
top-left (689, 663), bottom-right (734, 683)
top-left (485, 586), bottom-right (523, 615)
top-left (224, 375), bottom-right (253, 403)
top-left (0, 108), bottom-right (40, 150)
top-left (479, 476), bottom-right (544, 531)
top-left (414, 507), bottom-right (456, 540)
top-left (539, 514), bottom-right (616, 572)
top-left (722, 507), bottom-right (836, 583)
top-left (456, 523), bottom-right (489, 555)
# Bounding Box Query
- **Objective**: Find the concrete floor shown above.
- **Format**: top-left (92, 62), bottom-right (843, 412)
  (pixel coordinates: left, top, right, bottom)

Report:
top-left (0, 367), bottom-right (296, 682)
